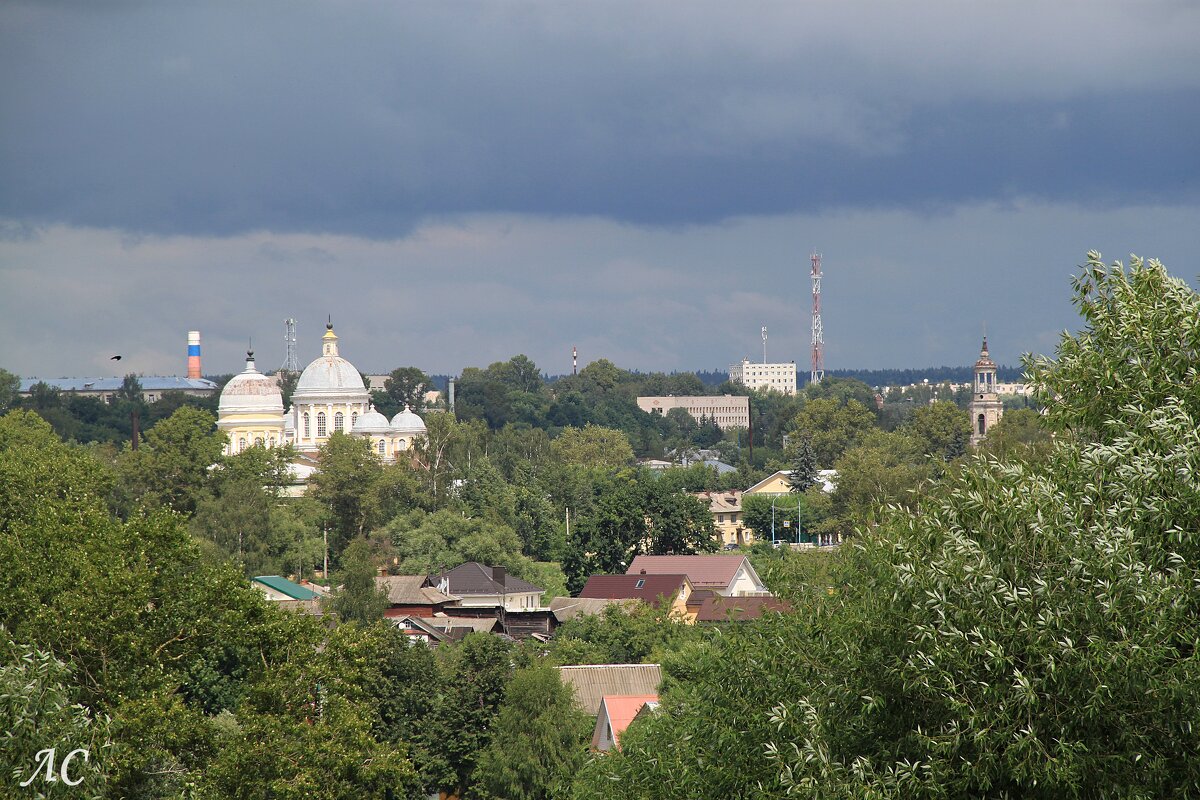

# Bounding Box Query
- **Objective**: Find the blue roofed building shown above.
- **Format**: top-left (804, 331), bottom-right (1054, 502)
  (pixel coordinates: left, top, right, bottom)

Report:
top-left (19, 376), bottom-right (218, 404)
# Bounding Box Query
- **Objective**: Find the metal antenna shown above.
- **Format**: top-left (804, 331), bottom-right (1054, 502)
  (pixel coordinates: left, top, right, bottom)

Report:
top-left (282, 319), bottom-right (299, 373)
top-left (810, 252), bottom-right (824, 384)
top-left (761, 326), bottom-right (768, 363)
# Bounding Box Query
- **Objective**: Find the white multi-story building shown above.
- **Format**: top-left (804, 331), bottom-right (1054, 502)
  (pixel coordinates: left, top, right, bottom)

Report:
top-left (728, 359), bottom-right (797, 395)
top-left (636, 395), bottom-right (750, 429)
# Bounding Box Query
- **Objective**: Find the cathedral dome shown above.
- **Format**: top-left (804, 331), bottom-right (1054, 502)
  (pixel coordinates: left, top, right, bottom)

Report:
top-left (352, 407), bottom-right (391, 435)
top-left (219, 352), bottom-right (284, 416)
top-left (390, 405), bottom-right (427, 435)
top-left (293, 323), bottom-right (367, 397)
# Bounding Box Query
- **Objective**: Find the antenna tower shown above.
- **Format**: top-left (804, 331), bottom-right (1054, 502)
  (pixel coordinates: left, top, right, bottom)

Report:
top-left (761, 326), bottom-right (768, 363)
top-left (282, 318), bottom-right (299, 373)
top-left (810, 252), bottom-right (824, 384)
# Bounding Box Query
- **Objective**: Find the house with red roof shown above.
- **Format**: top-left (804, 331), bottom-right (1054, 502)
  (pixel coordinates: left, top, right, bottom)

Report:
top-left (625, 554), bottom-right (770, 597)
top-left (578, 574), bottom-right (694, 619)
top-left (591, 695), bottom-right (660, 751)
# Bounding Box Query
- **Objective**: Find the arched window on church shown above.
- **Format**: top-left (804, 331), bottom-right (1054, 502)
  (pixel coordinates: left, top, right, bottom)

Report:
top-left (397, 438), bottom-right (406, 451)
top-left (238, 437), bottom-right (247, 452)
top-left (378, 440), bottom-right (386, 456)
top-left (334, 412), bottom-right (344, 432)
top-left (977, 414), bottom-right (986, 435)
top-left (254, 437), bottom-right (264, 447)
top-left (317, 412), bottom-right (327, 437)
top-left (352, 412), bottom-right (358, 427)
top-left (303, 413), bottom-right (310, 438)
top-left (269, 436), bottom-right (276, 447)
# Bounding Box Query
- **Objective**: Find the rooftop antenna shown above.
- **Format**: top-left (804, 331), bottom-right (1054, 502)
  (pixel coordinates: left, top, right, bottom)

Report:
top-left (282, 319), bottom-right (299, 373)
top-left (810, 252), bottom-right (824, 384)
top-left (761, 326), bottom-right (768, 363)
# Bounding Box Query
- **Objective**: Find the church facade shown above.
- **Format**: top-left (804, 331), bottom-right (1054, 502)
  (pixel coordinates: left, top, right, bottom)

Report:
top-left (217, 322), bottom-right (425, 461)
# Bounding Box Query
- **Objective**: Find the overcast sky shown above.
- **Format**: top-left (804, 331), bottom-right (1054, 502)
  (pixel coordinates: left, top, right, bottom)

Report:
top-left (2, 1), bottom-right (1198, 379)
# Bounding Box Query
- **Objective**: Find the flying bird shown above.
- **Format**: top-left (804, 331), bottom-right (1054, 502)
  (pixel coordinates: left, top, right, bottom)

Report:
top-left (110, 355), bottom-right (122, 361)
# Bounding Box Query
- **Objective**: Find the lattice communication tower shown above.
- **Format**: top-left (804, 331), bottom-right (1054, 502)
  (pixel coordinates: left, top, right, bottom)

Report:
top-left (282, 318), bottom-right (299, 373)
top-left (810, 252), bottom-right (824, 384)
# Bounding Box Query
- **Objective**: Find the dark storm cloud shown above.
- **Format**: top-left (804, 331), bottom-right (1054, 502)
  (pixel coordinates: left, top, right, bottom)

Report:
top-left (2, 1), bottom-right (1198, 237)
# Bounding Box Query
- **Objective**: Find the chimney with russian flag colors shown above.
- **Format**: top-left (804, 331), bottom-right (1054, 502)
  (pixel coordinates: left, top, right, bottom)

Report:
top-left (187, 331), bottom-right (201, 378)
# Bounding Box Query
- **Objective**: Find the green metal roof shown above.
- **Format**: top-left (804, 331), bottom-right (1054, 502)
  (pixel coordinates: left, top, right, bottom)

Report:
top-left (252, 575), bottom-right (319, 601)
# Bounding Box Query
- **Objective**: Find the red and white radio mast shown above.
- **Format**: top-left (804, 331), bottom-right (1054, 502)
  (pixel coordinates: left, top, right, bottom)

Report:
top-left (810, 252), bottom-right (824, 384)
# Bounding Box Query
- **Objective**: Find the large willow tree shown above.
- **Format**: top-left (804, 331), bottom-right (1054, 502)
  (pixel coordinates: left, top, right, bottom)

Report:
top-left (571, 253), bottom-right (1200, 799)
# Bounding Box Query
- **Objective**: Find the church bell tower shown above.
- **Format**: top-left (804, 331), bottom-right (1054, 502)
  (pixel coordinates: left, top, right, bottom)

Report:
top-left (969, 337), bottom-right (1004, 447)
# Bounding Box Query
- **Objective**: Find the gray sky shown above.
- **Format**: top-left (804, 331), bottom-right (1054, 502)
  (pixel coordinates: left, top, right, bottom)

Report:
top-left (2, 2), bottom-right (1198, 378)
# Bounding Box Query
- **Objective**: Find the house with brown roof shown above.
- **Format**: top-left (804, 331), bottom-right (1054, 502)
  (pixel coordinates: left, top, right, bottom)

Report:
top-left (591, 695), bottom-right (660, 751)
top-left (434, 562), bottom-right (543, 611)
top-left (695, 595), bottom-right (791, 623)
top-left (626, 554), bottom-right (770, 597)
top-left (548, 596), bottom-right (638, 623)
top-left (374, 575), bottom-right (459, 618)
top-left (578, 574), bottom-right (694, 620)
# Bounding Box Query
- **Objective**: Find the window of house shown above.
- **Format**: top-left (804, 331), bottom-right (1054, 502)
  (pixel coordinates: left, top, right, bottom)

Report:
top-left (635, 579), bottom-right (645, 588)
top-left (334, 412), bottom-right (344, 432)
top-left (303, 413), bottom-right (310, 438)
top-left (317, 412), bottom-right (327, 437)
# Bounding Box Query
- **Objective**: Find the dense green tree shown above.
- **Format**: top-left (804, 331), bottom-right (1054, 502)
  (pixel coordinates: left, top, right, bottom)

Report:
top-left (741, 492), bottom-right (809, 544)
top-left (803, 375), bottom-right (876, 407)
top-left (308, 432), bottom-right (422, 559)
top-left (0, 409), bottom-right (329, 796)
top-left (817, 428), bottom-right (931, 539)
top-left (382, 509), bottom-right (568, 600)
top-left (327, 538), bottom-right (389, 625)
top-left (0, 366), bottom-right (20, 413)
top-left (551, 424), bottom-right (635, 469)
top-left (548, 601), bottom-right (711, 666)
top-left (563, 470), bottom-right (715, 591)
top-left (977, 407), bottom-right (1055, 462)
top-left (785, 431), bottom-right (819, 493)
top-left (1027, 251), bottom-right (1200, 442)
top-left (787, 396), bottom-right (876, 467)
top-left (373, 366), bottom-right (431, 417)
top-left (900, 400), bottom-right (971, 461)
top-left (116, 373), bottom-right (143, 403)
top-left (275, 369), bottom-right (299, 408)
top-left (0, 633), bottom-right (110, 798)
top-left (471, 663), bottom-right (593, 800)
top-left (190, 478), bottom-right (273, 570)
top-left (115, 405), bottom-right (225, 514)
top-left (429, 633), bottom-right (514, 798)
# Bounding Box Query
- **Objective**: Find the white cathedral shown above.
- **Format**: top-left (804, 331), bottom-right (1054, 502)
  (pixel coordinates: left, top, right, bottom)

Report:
top-left (216, 322), bottom-right (426, 462)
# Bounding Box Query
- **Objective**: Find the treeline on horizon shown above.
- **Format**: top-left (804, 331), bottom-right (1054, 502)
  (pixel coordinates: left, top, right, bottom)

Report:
top-left (434, 364), bottom-right (1026, 392)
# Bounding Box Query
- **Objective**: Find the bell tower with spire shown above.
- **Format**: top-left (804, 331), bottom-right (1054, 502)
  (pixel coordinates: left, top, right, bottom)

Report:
top-left (968, 337), bottom-right (1003, 446)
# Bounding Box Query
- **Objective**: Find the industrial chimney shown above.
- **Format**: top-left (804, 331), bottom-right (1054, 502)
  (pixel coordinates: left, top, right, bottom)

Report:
top-left (188, 331), bottom-right (201, 378)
